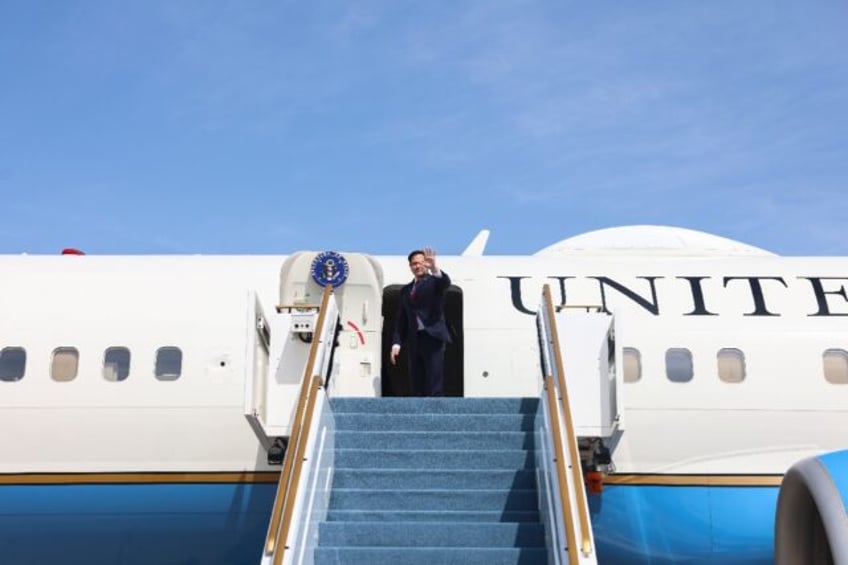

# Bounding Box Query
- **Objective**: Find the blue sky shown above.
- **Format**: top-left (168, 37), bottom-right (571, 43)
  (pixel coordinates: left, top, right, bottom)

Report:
top-left (1, 1), bottom-right (846, 256)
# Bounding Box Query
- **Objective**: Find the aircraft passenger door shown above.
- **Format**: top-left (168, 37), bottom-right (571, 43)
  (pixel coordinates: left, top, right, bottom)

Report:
top-left (381, 285), bottom-right (464, 397)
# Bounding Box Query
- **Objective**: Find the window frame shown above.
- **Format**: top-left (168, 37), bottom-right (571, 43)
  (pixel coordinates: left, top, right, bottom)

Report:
top-left (823, 348), bottom-right (848, 384)
top-left (665, 347), bottom-right (694, 383)
top-left (622, 347), bottom-right (642, 383)
top-left (155, 346), bottom-right (183, 381)
top-left (103, 346), bottom-right (131, 382)
top-left (717, 347), bottom-right (746, 383)
top-left (0, 346), bottom-right (26, 382)
top-left (51, 346), bottom-right (80, 382)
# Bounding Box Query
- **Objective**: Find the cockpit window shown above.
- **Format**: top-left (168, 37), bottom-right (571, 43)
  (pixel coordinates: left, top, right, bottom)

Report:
top-left (665, 348), bottom-right (693, 382)
top-left (103, 347), bottom-right (131, 382)
top-left (0, 347), bottom-right (26, 382)
top-left (823, 349), bottom-right (848, 384)
top-left (717, 348), bottom-right (746, 383)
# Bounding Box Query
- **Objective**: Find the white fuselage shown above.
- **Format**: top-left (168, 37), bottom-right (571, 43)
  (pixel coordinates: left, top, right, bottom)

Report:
top-left (2, 251), bottom-right (847, 476)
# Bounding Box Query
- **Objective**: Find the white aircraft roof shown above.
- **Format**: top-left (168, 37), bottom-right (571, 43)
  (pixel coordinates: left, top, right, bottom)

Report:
top-left (534, 225), bottom-right (776, 257)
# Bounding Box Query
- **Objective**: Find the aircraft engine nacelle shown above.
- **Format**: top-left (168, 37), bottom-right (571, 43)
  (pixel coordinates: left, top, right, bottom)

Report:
top-left (774, 451), bottom-right (848, 565)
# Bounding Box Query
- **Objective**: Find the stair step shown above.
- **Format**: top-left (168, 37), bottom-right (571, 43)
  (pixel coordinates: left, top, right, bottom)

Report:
top-left (318, 521), bottom-right (545, 547)
top-left (314, 546), bottom-right (548, 565)
top-left (331, 469), bottom-right (537, 490)
top-left (335, 430), bottom-right (534, 450)
top-left (334, 413), bottom-right (536, 432)
top-left (334, 449), bottom-right (535, 470)
top-left (316, 397), bottom-right (547, 564)
top-left (328, 488), bottom-right (539, 511)
top-left (326, 509), bottom-right (541, 523)
top-left (331, 397), bottom-right (539, 414)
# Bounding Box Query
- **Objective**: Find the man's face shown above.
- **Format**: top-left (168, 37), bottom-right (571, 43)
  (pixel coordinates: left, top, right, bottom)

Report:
top-left (408, 253), bottom-right (427, 278)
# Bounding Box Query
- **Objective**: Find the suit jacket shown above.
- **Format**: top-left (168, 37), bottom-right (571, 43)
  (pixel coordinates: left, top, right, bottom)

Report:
top-left (393, 271), bottom-right (452, 346)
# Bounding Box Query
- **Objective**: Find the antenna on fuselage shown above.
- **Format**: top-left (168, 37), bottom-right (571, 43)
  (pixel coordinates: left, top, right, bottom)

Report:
top-left (461, 229), bottom-right (490, 256)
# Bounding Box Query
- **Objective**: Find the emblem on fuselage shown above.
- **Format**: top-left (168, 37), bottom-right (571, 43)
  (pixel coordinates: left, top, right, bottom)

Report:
top-left (311, 251), bottom-right (349, 288)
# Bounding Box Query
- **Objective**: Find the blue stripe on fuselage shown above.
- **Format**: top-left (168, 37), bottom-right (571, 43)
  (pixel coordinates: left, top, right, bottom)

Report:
top-left (0, 481), bottom-right (780, 564)
top-left (590, 484), bottom-right (779, 564)
top-left (0, 483), bottom-right (276, 565)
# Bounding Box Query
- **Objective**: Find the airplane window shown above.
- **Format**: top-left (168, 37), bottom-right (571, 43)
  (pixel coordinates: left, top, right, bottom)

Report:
top-left (52, 347), bottom-right (79, 382)
top-left (155, 347), bottom-right (182, 381)
top-left (103, 347), bottom-right (131, 382)
top-left (665, 348), bottom-right (693, 382)
top-left (823, 349), bottom-right (848, 384)
top-left (0, 347), bottom-right (26, 382)
top-left (623, 347), bottom-right (641, 383)
top-left (717, 348), bottom-right (746, 383)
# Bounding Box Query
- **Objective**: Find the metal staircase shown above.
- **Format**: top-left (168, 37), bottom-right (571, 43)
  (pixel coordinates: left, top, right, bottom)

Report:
top-left (247, 273), bottom-right (616, 564)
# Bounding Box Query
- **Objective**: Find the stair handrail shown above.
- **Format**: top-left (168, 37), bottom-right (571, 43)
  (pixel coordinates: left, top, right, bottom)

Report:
top-left (542, 284), bottom-right (594, 558)
top-left (273, 375), bottom-right (322, 565)
top-left (264, 284), bottom-right (334, 560)
top-left (544, 374), bottom-right (580, 565)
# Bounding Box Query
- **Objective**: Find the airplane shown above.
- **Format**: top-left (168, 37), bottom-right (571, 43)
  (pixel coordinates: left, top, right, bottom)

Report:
top-left (0, 224), bottom-right (845, 565)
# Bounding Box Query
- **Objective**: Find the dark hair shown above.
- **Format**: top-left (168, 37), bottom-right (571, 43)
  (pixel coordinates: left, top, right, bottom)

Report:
top-left (407, 250), bottom-right (424, 263)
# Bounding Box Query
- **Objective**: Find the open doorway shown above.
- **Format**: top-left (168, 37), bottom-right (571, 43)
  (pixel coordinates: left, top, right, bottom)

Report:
top-left (380, 284), bottom-right (464, 397)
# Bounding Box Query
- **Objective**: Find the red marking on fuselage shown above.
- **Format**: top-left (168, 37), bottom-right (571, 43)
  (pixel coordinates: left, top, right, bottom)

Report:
top-left (346, 321), bottom-right (366, 345)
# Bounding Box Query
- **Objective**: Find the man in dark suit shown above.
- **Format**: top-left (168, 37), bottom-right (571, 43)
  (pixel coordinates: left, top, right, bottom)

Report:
top-left (390, 247), bottom-right (451, 396)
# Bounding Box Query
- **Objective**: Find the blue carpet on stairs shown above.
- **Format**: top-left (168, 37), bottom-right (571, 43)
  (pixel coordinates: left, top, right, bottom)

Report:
top-left (314, 397), bottom-right (547, 565)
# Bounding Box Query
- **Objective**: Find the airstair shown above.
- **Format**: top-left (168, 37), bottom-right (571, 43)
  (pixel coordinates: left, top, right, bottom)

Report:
top-left (314, 396), bottom-right (545, 564)
top-left (244, 252), bottom-right (618, 565)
